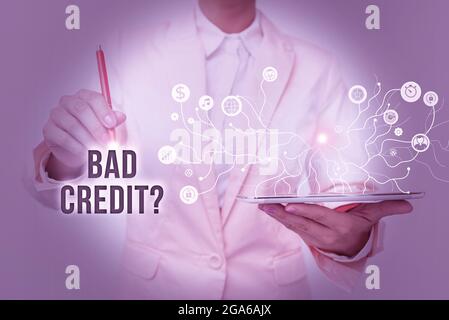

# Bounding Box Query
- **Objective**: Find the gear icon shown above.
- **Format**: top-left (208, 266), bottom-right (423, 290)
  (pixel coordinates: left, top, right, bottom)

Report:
top-left (394, 127), bottom-right (403, 137)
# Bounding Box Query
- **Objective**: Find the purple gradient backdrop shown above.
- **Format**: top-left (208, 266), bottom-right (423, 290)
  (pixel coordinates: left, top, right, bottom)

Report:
top-left (1, 0), bottom-right (448, 299)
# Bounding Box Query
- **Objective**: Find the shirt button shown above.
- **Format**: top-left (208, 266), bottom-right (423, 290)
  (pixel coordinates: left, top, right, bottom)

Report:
top-left (208, 254), bottom-right (223, 269)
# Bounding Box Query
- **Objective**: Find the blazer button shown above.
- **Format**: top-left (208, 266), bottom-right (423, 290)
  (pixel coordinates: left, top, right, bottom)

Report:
top-left (208, 254), bottom-right (223, 269)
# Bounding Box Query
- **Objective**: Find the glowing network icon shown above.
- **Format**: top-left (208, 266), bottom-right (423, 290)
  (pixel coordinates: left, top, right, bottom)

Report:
top-left (394, 127), bottom-right (403, 137)
top-left (262, 66), bottom-right (278, 82)
top-left (423, 91), bottom-right (439, 107)
top-left (383, 109), bottom-right (399, 125)
top-left (179, 185), bottom-right (198, 205)
top-left (198, 95), bottom-right (214, 111)
top-left (166, 74), bottom-right (446, 198)
top-left (221, 96), bottom-right (242, 117)
top-left (348, 85), bottom-right (368, 104)
top-left (158, 145), bottom-right (177, 165)
top-left (411, 133), bottom-right (430, 153)
top-left (171, 83), bottom-right (190, 103)
top-left (400, 81), bottom-right (421, 103)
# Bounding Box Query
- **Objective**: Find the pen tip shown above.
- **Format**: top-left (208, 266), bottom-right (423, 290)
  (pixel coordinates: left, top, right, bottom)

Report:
top-left (99, 45), bottom-right (102, 50)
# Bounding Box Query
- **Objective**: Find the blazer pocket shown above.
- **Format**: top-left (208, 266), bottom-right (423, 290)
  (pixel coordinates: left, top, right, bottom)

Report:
top-left (123, 244), bottom-right (161, 280)
top-left (273, 250), bottom-right (307, 286)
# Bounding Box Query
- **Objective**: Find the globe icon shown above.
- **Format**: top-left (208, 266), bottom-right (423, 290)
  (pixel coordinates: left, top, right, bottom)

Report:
top-left (221, 96), bottom-right (242, 117)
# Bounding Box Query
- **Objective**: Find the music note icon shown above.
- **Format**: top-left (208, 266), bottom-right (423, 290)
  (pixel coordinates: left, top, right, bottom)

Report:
top-left (199, 95), bottom-right (214, 111)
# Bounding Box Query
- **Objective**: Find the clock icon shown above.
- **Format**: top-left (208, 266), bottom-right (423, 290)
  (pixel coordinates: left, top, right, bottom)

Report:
top-left (405, 85), bottom-right (417, 98)
top-left (401, 81), bottom-right (421, 103)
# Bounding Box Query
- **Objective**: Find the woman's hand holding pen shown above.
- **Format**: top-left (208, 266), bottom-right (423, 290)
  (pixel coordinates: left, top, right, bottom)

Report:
top-left (43, 89), bottom-right (126, 180)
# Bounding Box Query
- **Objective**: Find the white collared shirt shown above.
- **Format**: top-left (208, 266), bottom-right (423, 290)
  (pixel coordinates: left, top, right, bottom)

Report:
top-left (195, 5), bottom-right (263, 209)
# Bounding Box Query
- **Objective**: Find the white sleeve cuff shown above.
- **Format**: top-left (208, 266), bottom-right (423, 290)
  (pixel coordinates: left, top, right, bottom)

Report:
top-left (316, 227), bottom-right (375, 263)
top-left (35, 151), bottom-right (85, 191)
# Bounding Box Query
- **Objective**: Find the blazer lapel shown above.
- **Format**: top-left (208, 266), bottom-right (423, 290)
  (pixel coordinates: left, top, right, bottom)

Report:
top-left (221, 14), bottom-right (296, 224)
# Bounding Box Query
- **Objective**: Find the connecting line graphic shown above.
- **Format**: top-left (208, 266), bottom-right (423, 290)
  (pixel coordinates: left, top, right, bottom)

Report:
top-left (238, 94), bottom-right (268, 129)
top-left (164, 73), bottom-right (449, 205)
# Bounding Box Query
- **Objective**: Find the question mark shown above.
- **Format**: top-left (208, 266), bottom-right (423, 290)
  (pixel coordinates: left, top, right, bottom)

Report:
top-left (150, 185), bottom-right (164, 214)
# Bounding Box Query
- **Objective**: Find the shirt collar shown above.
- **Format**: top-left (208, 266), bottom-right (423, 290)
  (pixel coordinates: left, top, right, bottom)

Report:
top-left (195, 4), bottom-right (263, 58)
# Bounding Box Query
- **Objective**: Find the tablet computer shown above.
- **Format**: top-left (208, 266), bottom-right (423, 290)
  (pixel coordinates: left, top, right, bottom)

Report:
top-left (237, 192), bottom-right (425, 204)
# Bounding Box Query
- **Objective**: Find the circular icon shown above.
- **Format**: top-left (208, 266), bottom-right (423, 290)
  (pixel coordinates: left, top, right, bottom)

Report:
top-left (401, 81), bottom-right (421, 103)
top-left (262, 66), bottom-right (278, 82)
top-left (187, 117), bottom-right (195, 125)
top-left (158, 145), bottom-right (177, 164)
top-left (198, 95), bottom-right (214, 111)
top-left (184, 169), bottom-right (193, 177)
top-left (383, 109), bottom-right (399, 125)
top-left (348, 85), bottom-right (367, 104)
top-left (423, 91), bottom-right (439, 107)
top-left (171, 112), bottom-right (179, 121)
top-left (411, 133), bottom-right (430, 153)
top-left (389, 148), bottom-right (398, 157)
top-left (179, 185), bottom-right (198, 204)
top-left (394, 127), bottom-right (403, 137)
top-left (221, 96), bottom-right (242, 117)
top-left (171, 83), bottom-right (190, 103)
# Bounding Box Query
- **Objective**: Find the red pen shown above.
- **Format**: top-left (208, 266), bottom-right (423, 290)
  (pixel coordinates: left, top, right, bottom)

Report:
top-left (96, 45), bottom-right (115, 142)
